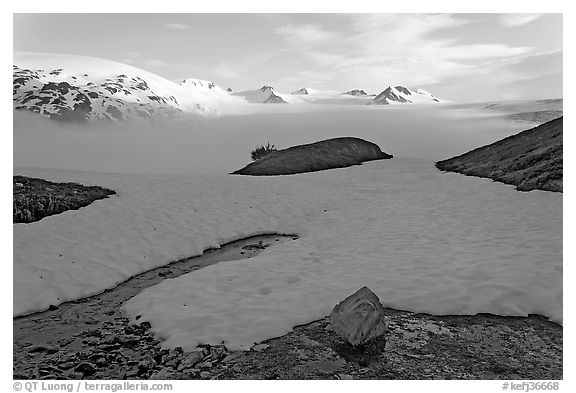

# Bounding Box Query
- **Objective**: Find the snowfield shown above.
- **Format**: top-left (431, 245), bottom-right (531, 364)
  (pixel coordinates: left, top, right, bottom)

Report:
top-left (13, 159), bottom-right (562, 351)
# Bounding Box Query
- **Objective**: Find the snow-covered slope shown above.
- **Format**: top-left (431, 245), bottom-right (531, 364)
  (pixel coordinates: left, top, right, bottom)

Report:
top-left (369, 85), bottom-right (446, 105)
top-left (233, 86), bottom-right (288, 104)
top-left (14, 160), bottom-right (561, 351)
top-left (13, 53), bottom-right (240, 121)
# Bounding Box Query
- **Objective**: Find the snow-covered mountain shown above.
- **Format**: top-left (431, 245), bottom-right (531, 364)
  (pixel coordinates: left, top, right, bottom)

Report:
top-left (342, 89), bottom-right (369, 96)
top-left (13, 53), bottom-right (238, 122)
top-left (369, 86), bottom-right (446, 105)
top-left (291, 88), bottom-right (309, 95)
top-left (12, 53), bottom-right (451, 119)
top-left (232, 86), bottom-right (288, 104)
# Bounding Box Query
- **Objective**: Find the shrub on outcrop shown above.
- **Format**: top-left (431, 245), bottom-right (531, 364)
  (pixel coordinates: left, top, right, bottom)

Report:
top-left (250, 142), bottom-right (277, 161)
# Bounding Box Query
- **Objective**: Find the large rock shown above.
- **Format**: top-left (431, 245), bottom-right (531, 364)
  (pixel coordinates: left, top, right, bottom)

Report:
top-left (436, 117), bottom-right (562, 192)
top-left (232, 137), bottom-right (392, 176)
top-left (328, 287), bottom-right (388, 347)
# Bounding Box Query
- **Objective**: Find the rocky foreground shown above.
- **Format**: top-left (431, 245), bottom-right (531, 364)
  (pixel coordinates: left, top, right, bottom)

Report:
top-left (436, 117), bottom-right (562, 192)
top-left (232, 137), bottom-right (392, 176)
top-left (13, 176), bottom-right (116, 223)
top-left (13, 234), bottom-right (562, 380)
top-left (14, 300), bottom-right (562, 380)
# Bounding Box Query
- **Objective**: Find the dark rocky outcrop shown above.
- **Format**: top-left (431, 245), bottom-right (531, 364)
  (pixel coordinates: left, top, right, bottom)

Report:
top-left (436, 117), bottom-right (562, 192)
top-left (13, 176), bottom-right (116, 223)
top-left (232, 137), bottom-right (393, 176)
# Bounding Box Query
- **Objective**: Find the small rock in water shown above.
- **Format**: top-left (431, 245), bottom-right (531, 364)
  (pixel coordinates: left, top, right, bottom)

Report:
top-left (140, 321), bottom-right (152, 330)
top-left (327, 286), bottom-right (388, 347)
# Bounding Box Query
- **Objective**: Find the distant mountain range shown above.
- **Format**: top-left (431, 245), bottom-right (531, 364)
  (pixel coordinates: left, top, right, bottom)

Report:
top-left (13, 53), bottom-right (449, 122)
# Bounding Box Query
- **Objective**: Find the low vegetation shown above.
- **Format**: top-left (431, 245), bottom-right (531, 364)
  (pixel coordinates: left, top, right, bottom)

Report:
top-left (235, 137), bottom-right (393, 176)
top-left (250, 142), bottom-right (277, 161)
top-left (436, 117), bottom-right (562, 192)
top-left (13, 176), bottom-right (116, 223)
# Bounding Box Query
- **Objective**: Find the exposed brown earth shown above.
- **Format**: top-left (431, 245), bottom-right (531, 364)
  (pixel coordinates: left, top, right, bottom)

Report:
top-left (436, 117), bottom-right (562, 192)
top-left (232, 137), bottom-right (392, 176)
top-left (13, 175), bottom-right (116, 223)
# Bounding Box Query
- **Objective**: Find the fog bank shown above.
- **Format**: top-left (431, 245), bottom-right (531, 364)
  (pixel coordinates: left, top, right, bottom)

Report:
top-left (14, 105), bottom-right (522, 175)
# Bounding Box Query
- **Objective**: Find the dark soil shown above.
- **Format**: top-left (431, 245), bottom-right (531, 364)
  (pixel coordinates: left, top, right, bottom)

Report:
top-left (13, 176), bottom-right (116, 223)
top-left (436, 117), bottom-right (562, 192)
top-left (210, 311), bottom-right (561, 380)
top-left (232, 137), bottom-right (393, 176)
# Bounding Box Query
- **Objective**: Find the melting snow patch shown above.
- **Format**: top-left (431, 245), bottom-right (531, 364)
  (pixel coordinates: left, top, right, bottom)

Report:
top-left (13, 159), bottom-right (562, 351)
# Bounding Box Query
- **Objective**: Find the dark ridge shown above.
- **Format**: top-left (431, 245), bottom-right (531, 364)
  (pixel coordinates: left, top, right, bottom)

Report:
top-left (232, 137), bottom-right (393, 176)
top-left (436, 117), bottom-right (562, 192)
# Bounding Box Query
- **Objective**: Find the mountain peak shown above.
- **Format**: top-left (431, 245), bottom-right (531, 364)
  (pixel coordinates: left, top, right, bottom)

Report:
top-left (369, 85), bottom-right (444, 105)
top-left (342, 89), bottom-right (368, 96)
top-left (233, 85), bottom-right (287, 104)
top-left (292, 88), bottom-right (309, 95)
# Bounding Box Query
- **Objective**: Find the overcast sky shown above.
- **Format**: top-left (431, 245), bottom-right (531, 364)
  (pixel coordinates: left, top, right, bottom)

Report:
top-left (13, 13), bottom-right (562, 102)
